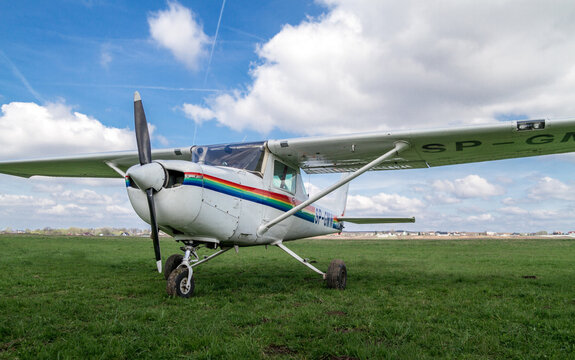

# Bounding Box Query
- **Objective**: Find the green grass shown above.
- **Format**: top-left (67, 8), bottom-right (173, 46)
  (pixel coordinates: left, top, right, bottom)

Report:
top-left (1, 235), bottom-right (574, 359)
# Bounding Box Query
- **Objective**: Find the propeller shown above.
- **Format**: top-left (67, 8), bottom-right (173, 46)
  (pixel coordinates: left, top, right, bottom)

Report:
top-left (132, 91), bottom-right (163, 273)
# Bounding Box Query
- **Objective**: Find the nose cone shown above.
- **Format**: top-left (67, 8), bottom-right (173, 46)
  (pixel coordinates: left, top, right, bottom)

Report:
top-left (127, 162), bottom-right (166, 191)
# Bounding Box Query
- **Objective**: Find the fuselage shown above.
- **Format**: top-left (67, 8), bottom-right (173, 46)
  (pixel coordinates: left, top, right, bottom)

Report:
top-left (126, 143), bottom-right (342, 246)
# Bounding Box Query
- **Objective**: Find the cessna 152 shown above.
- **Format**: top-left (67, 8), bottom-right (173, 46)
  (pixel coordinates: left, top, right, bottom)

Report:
top-left (1, 92), bottom-right (575, 297)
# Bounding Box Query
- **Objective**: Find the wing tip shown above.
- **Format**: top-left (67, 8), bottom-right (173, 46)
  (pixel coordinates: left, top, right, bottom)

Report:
top-left (134, 91), bottom-right (141, 102)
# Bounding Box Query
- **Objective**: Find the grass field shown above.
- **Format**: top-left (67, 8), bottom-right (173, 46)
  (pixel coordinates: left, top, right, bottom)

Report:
top-left (1, 235), bottom-right (574, 359)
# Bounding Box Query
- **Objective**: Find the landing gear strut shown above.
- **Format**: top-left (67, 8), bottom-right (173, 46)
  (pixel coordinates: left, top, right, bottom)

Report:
top-left (275, 242), bottom-right (347, 290)
top-left (166, 241), bottom-right (232, 298)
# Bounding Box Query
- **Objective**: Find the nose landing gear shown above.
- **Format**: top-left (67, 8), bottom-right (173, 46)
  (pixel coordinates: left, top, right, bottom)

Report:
top-left (165, 241), bottom-right (232, 298)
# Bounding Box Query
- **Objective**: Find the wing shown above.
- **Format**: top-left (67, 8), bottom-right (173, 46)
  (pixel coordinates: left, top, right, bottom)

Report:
top-left (0, 148), bottom-right (191, 178)
top-left (267, 118), bottom-right (575, 174)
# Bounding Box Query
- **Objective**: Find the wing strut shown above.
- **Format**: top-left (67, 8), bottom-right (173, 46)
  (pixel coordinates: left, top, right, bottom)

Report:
top-left (257, 141), bottom-right (410, 236)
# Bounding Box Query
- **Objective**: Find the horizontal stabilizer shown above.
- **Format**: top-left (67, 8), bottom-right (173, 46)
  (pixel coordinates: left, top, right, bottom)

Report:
top-left (337, 217), bottom-right (415, 224)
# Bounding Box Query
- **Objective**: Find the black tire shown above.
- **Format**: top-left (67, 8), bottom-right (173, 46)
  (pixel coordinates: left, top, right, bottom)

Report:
top-left (164, 254), bottom-right (183, 280)
top-left (326, 259), bottom-right (347, 290)
top-left (166, 267), bottom-right (195, 298)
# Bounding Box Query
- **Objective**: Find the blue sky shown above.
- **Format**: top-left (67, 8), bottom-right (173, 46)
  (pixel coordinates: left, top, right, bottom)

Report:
top-left (2, 0), bottom-right (575, 233)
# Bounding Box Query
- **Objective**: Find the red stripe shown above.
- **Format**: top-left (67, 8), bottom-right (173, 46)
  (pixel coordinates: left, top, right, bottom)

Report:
top-left (185, 171), bottom-right (316, 213)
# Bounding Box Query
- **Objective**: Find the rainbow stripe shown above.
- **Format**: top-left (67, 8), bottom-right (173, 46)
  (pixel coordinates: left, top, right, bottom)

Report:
top-left (184, 172), bottom-right (340, 229)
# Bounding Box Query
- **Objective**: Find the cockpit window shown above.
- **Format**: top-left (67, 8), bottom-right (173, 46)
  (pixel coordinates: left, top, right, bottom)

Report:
top-left (192, 142), bottom-right (265, 173)
top-left (273, 161), bottom-right (297, 193)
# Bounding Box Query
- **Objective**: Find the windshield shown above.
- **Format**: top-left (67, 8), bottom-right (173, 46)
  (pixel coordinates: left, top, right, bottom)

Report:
top-left (192, 142), bottom-right (266, 173)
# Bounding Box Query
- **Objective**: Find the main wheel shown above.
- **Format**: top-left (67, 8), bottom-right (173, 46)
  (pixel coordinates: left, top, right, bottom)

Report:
top-left (164, 254), bottom-right (183, 280)
top-left (166, 267), bottom-right (195, 298)
top-left (326, 259), bottom-right (347, 290)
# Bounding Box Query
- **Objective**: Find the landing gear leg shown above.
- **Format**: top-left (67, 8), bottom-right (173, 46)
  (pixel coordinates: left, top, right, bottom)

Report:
top-left (166, 242), bottom-right (232, 298)
top-left (275, 242), bottom-right (347, 290)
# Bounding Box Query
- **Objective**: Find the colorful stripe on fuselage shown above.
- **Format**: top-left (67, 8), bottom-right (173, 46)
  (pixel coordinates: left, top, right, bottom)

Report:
top-left (184, 172), bottom-right (341, 230)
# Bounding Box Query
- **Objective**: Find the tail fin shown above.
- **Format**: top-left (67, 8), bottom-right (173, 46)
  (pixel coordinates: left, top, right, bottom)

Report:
top-left (333, 174), bottom-right (350, 217)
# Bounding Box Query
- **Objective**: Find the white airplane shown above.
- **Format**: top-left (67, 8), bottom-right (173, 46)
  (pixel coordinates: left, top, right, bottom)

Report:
top-left (1, 92), bottom-right (574, 297)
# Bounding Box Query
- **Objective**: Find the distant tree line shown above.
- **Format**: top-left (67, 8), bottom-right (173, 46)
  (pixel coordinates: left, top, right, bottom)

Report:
top-left (1, 227), bottom-right (151, 237)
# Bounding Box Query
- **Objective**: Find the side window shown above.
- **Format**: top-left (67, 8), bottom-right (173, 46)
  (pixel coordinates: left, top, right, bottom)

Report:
top-left (273, 161), bottom-right (297, 193)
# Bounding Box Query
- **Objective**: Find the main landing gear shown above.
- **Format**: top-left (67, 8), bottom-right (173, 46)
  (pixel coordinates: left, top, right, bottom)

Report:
top-left (165, 241), bottom-right (347, 298)
top-left (275, 242), bottom-right (347, 290)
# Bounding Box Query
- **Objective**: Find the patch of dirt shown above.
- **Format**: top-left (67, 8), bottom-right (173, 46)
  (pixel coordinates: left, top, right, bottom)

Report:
top-left (1, 338), bottom-right (23, 352)
top-left (522, 275), bottom-right (537, 279)
top-left (265, 344), bottom-right (296, 356)
top-left (326, 310), bottom-right (347, 316)
top-left (334, 327), bottom-right (364, 333)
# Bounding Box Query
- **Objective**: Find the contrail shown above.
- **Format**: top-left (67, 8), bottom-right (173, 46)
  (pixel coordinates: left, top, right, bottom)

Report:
top-left (0, 50), bottom-right (45, 103)
top-left (195, 0), bottom-right (227, 145)
top-left (204, 0), bottom-right (227, 84)
top-left (223, 25), bottom-right (266, 42)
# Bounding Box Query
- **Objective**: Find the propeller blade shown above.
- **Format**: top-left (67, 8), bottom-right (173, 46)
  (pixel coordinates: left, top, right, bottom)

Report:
top-left (134, 91), bottom-right (152, 165)
top-left (146, 188), bottom-right (162, 273)
top-left (133, 91), bottom-right (162, 273)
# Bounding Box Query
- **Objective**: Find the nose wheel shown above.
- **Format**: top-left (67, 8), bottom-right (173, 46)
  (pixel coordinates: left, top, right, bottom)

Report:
top-left (164, 254), bottom-right (183, 280)
top-left (165, 242), bottom-right (233, 298)
top-left (167, 267), bottom-right (195, 298)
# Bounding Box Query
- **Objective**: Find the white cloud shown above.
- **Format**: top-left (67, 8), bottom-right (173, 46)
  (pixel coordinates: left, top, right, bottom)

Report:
top-left (346, 192), bottom-right (425, 216)
top-left (466, 213), bottom-right (493, 222)
top-left (148, 1), bottom-right (210, 70)
top-left (184, 0), bottom-right (575, 135)
top-left (530, 209), bottom-right (559, 220)
top-left (499, 206), bottom-right (528, 216)
top-left (304, 181), bottom-right (322, 197)
top-left (31, 177), bottom-right (125, 188)
top-left (528, 176), bottom-right (575, 201)
top-left (37, 203), bottom-right (89, 216)
top-left (424, 193), bottom-right (460, 204)
top-left (0, 193), bottom-right (54, 207)
top-left (56, 189), bottom-right (116, 205)
top-left (0, 102), bottom-right (135, 159)
top-left (105, 204), bottom-right (133, 215)
top-left (181, 103), bottom-right (216, 124)
top-left (432, 175), bottom-right (504, 199)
